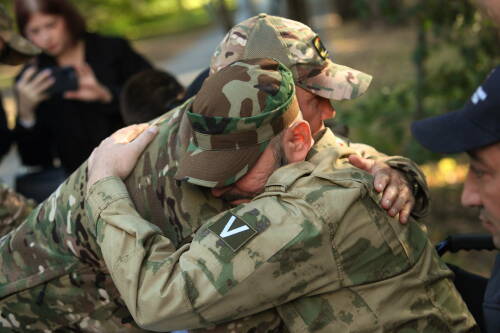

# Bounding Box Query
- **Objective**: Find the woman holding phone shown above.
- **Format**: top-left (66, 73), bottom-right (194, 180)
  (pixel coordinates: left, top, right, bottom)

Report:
top-left (13, 0), bottom-right (152, 178)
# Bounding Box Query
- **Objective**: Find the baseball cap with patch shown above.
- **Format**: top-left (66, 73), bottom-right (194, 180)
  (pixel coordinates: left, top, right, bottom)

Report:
top-left (412, 66), bottom-right (500, 153)
top-left (210, 13), bottom-right (372, 101)
top-left (175, 58), bottom-right (299, 188)
top-left (0, 4), bottom-right (40, 65)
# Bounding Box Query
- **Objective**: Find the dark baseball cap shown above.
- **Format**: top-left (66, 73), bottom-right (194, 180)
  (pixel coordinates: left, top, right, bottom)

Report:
top-left (412, 66), bottom-right (500, 154)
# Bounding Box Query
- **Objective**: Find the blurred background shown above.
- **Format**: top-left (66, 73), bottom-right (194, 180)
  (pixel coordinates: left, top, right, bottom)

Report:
top-left (1, 0), bottom-right (499, 276)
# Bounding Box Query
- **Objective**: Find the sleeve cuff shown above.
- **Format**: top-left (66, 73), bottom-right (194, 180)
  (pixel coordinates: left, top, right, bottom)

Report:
top-left (86, 176), bottom-right (130, 227)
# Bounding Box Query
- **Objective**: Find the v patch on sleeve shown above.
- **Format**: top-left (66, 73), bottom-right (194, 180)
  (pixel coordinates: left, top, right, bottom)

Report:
top-left (208, 212), bottom-right (258, 252)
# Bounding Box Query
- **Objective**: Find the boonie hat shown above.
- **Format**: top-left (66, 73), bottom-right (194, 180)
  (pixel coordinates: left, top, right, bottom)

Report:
top-left (0, 4), bottom-right (40, 65)
top-left (210, 13), bottom-right (372, 101)
top-left (175, 58), bottom-right (299, 188)
top-left (412, 66), bottom-right (500, 153)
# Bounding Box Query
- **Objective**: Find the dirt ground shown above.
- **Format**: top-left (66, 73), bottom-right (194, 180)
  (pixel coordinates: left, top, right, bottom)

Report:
top-left (131, 26), bottom-right (213, 65)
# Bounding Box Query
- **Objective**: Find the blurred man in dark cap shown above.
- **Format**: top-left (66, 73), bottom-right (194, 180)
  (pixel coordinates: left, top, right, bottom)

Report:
top-left (0, 4), bottom-right (39, 235)
top-left (412, 66), bottom-right (500, 333)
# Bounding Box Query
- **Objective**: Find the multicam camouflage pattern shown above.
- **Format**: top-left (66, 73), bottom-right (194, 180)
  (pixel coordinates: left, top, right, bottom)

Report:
top-left (0, 183), bottom-right (34, 236)
top-left (175, 58), bottom-right (298, 188)
top-left (210, 13), bottom-right (372, 101)
top-left (0, 165), bottom-right (150, 332)
top-left (86, 128), bottom-right (477, 332)
top-left (0, 5), bottom-right (40, 65)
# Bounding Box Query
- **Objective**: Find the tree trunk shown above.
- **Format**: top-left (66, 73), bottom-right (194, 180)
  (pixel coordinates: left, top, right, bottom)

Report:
top-left (414, 3), bottom-right (428, 121)
top-left (334, 0), bottom-right (358, 21)
top-left (287, 0), bottom-right (309, 26)
top-left (177, 0), bottom-right (185, 12)
top-left (216, 0), bottom-right (234, 32)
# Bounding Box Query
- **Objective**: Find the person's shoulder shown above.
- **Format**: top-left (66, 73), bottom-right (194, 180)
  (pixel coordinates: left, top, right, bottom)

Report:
top-left (264, 159), bottom-right (373, 221)
top-left (275, 148), bottom-right (374, 195)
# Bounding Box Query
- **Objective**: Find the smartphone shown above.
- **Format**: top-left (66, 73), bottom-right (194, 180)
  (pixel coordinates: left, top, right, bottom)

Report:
top-left (44, 66), bottom-right (78, 95)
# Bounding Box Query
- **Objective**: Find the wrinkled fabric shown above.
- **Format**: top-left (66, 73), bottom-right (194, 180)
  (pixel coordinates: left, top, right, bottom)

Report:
top-left (86, 138), bottom-right (476, 332)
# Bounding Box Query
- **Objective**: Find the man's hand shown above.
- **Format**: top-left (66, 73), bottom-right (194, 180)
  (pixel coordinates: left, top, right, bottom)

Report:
top-left (87, 124), bottom-right (158, 191)
top-left (349, 154), bottom-right (415, 224)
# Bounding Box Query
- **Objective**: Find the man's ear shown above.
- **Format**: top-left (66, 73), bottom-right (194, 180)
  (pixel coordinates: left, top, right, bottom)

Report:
top-left (283, 120), bottom-right (314, 163)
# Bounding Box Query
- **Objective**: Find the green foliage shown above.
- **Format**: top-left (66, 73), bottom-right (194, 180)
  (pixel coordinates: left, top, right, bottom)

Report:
top-left (73, 0), bottom-right (230, 39)
top-left (337, 0), bottom-right (500, 163)
top-left (0, 0), bottom-right (236, 39)
top-left (74, 0), bottom-right (234, 39)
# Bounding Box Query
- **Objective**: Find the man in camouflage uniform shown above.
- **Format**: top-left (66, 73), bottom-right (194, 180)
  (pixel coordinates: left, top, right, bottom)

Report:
top-left (209, 14), bottom-right (429, 221)
top-left (85, 58), bottom-right (477, 332)
top-left (0, 14), bottom-right (427, 332)
top-left (0, 4), bottom-right (39, 236)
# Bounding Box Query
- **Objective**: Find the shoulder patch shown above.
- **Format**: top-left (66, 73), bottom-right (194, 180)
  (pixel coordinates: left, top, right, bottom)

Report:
top-left (208, 212), bottom-right (258, 252)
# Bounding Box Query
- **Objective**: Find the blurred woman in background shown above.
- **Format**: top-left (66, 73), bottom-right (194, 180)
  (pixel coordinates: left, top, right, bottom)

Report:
top-left (13, 0), bottom-right (152, 177)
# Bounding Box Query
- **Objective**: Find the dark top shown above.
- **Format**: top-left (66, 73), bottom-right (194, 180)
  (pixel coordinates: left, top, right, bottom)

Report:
top-left (484, 253), bottom-right (500, 333)
top-left (0, 97), bottom-right (13, 159)
top-left (14, 32), bottom-right (152, 174)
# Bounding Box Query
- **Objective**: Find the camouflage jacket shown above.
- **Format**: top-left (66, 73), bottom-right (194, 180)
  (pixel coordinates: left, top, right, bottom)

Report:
top-left (86, 130), bottom-right (476, 332)
top-left (0, 100), bottom-right (428, 331)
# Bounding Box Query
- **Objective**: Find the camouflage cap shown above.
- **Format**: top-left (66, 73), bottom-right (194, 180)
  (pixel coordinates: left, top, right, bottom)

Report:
top-left (210, 13), bottom-right (372, 101)
top-left (0, 4), bottom-right (40, 65)
top-left (175, 58), bottom-right (300, 188)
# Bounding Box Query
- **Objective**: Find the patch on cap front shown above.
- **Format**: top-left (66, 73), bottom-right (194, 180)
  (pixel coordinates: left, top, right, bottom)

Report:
top-left (208, 213), bottom-right (258, 252)
top-left (312, 36), bottom-right (329, 60)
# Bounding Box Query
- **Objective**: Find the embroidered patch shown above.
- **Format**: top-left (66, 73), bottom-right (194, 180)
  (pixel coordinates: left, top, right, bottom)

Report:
top-left (208, 213), bottom-right (258, 252)
top-left (313, 36), bottom-right (329, 60)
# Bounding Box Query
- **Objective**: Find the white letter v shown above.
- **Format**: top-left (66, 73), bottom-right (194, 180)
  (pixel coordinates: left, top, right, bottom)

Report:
top-left (220, 216), bottom-right (250, 238)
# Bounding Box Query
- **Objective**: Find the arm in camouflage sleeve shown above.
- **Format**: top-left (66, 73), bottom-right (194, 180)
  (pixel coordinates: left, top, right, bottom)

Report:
top-left (349, 142), bottom-right (430, 218)
top-left (86, 176), bottom-right (338, 331)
